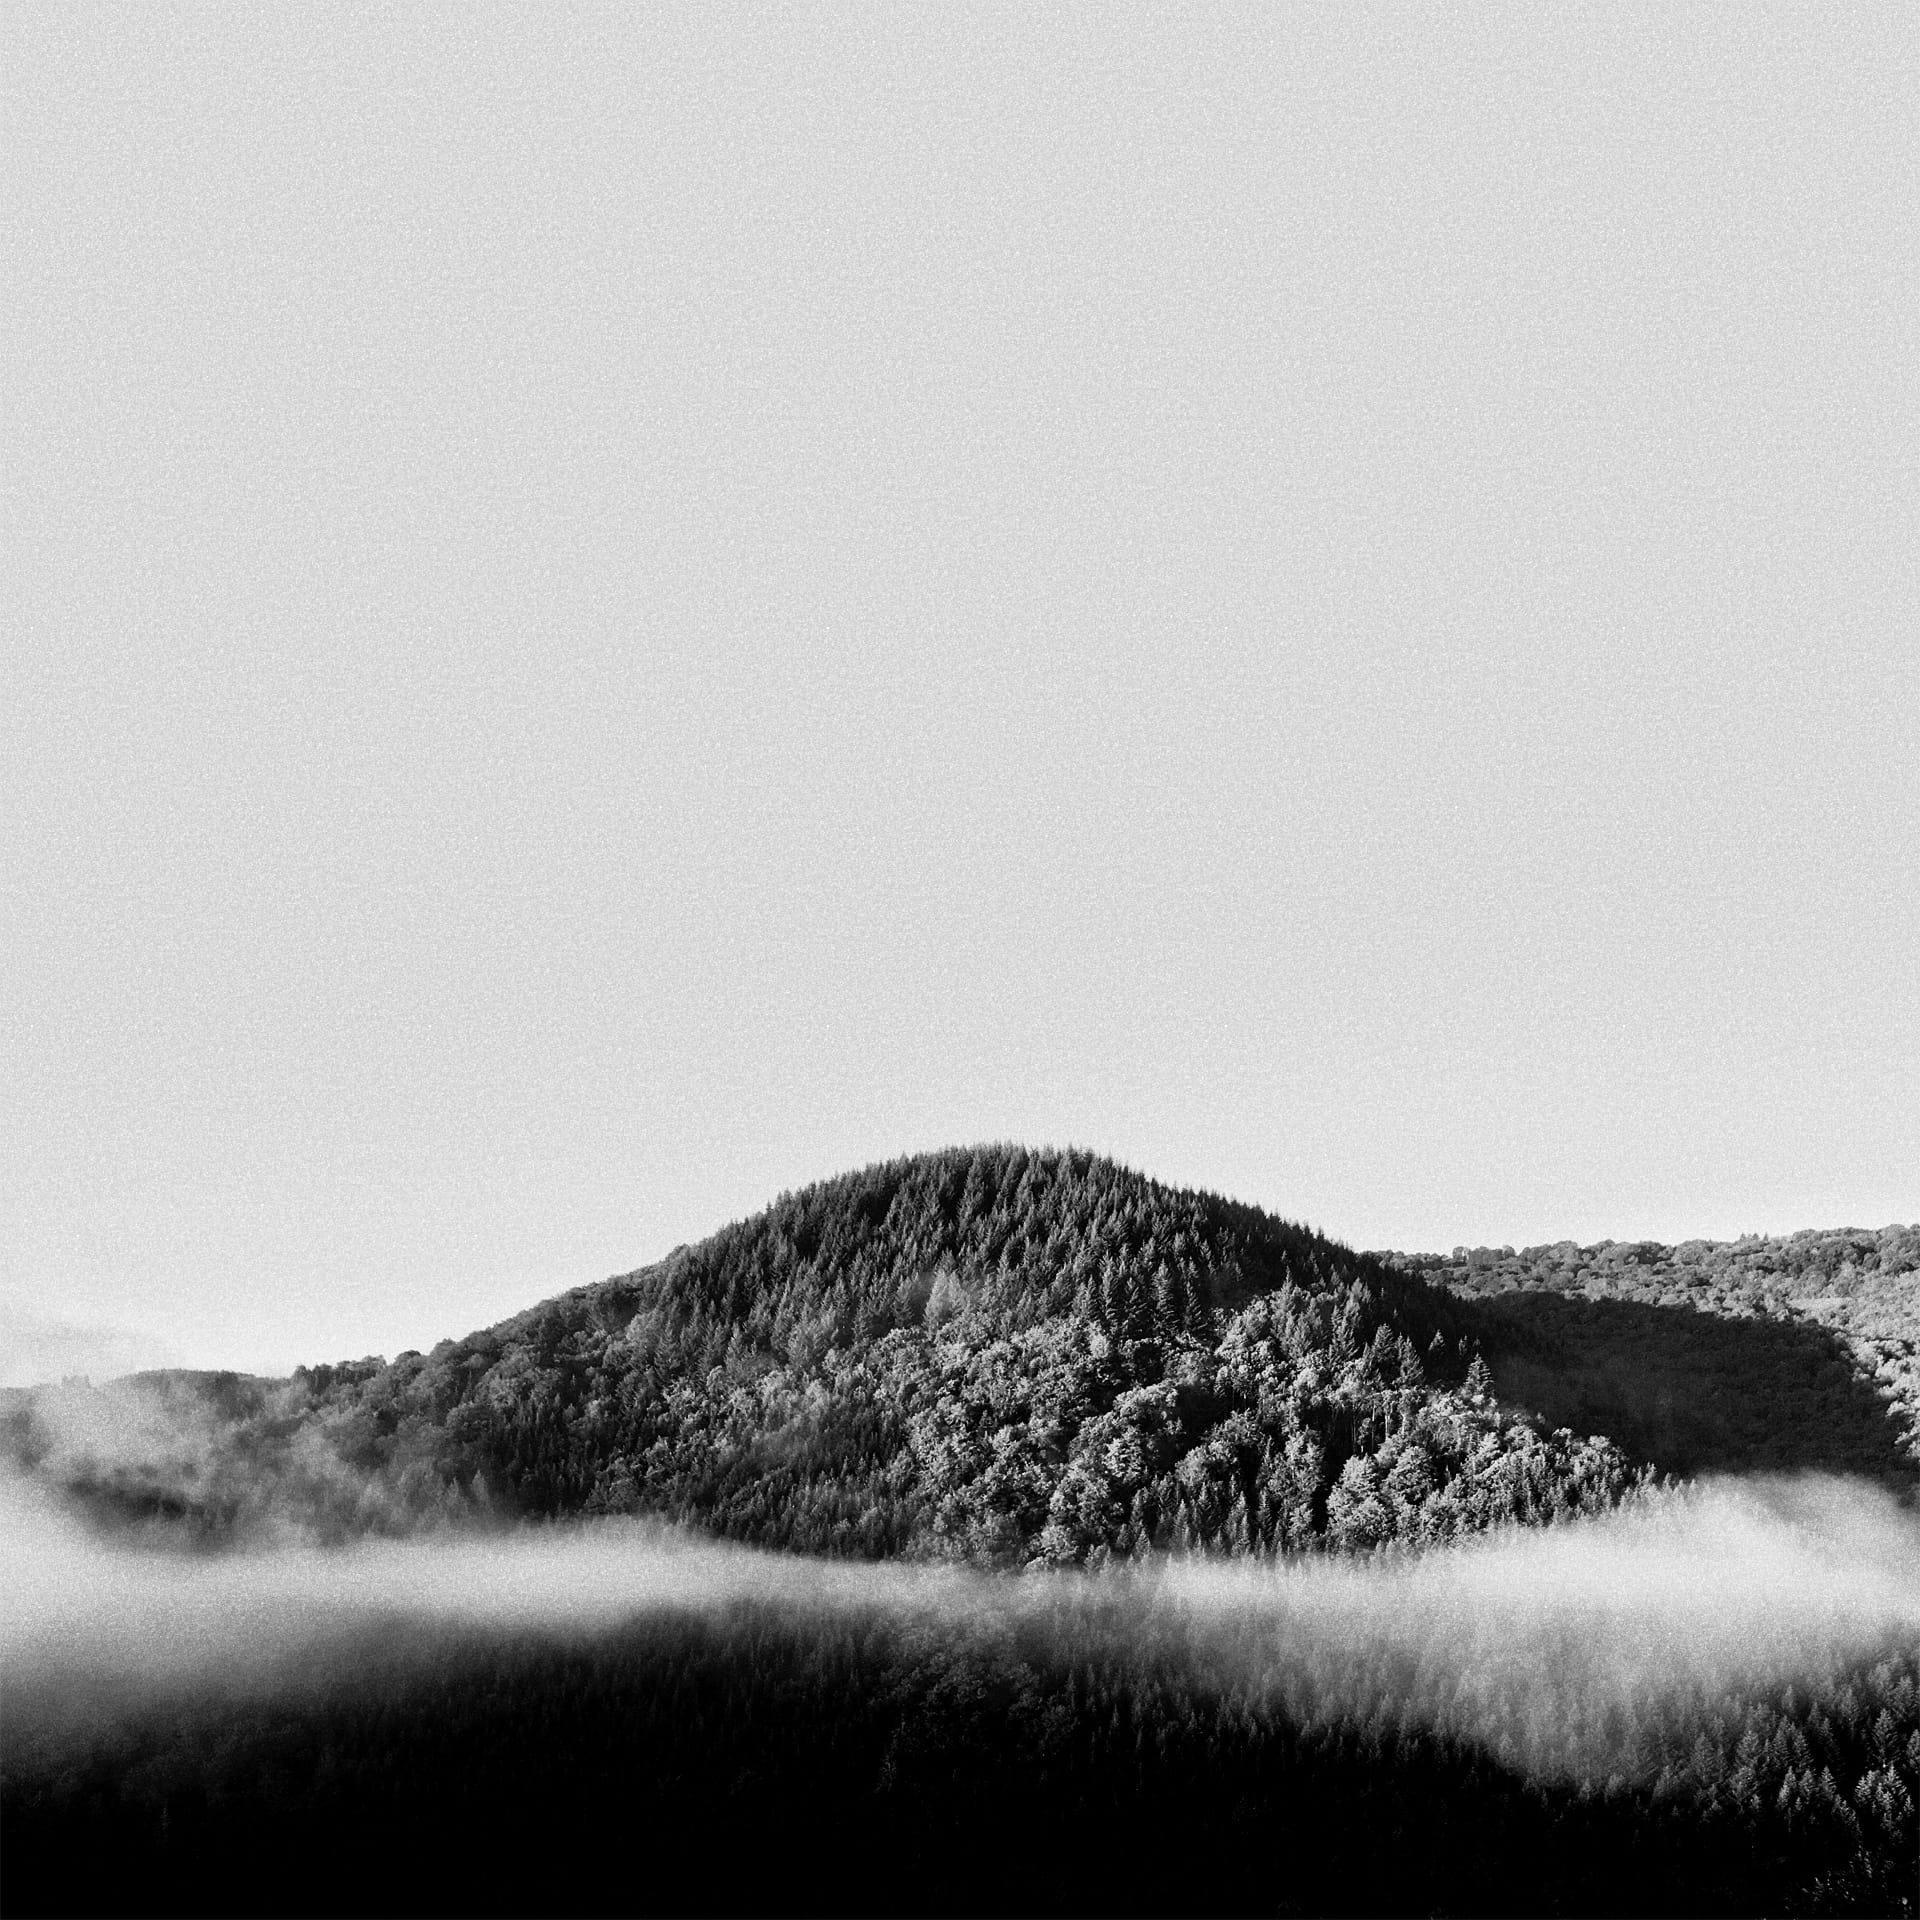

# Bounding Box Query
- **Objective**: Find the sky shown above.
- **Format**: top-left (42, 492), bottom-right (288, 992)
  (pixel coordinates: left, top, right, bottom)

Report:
top-left (5, 6), bottom-right (1915, 1379)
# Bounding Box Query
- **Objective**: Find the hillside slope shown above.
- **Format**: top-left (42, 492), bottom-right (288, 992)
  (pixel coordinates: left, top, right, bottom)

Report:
top-left (1379, 1229), bottom-right (1920, 1485)
top-left (3, 1146), bottom-right (1642, 1560)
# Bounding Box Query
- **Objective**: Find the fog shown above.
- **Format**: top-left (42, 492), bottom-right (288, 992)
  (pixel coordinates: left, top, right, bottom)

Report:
top-left (1152, 1478), bottom-right (1920, 1778)
top-left (4, 1474), bottom-right (1916, 1784)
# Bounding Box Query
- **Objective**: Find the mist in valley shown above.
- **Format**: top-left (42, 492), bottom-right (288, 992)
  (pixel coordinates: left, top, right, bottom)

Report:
top-left (6, 1467), bottom-right (1915, 1791)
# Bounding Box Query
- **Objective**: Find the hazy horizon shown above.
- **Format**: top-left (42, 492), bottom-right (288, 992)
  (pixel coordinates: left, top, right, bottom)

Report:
top-left (8, 7), bottom-right (1914, 1377)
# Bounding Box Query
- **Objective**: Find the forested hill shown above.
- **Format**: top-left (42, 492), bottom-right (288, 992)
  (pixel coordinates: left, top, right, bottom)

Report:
top-left (1382, 1229), bottom-right (1920, 1488)
top-left (5, 1146), bottom-right (1645, 1560)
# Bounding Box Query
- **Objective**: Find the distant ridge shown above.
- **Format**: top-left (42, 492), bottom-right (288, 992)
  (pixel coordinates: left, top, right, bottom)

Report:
top-left (1384, 1229), bottom-right (1920, 1485)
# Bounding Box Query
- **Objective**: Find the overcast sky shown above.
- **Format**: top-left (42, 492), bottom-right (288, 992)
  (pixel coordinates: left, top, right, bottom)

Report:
top-left (6, 6), bottom-right (1915, 1377)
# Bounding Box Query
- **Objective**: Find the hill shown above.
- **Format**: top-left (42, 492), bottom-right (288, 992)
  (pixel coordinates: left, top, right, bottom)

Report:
top-left (1379, 1229), bottom-right (1920, 1485)
top-left (2, 1145), bottom-right (1644, 1559)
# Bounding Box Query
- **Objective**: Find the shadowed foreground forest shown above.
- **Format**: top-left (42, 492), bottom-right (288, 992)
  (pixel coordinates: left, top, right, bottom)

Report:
top-left (6, 1594), bottom-right (1917, 1918)
top-left (3, 1148), bottom-right (1916, 1916)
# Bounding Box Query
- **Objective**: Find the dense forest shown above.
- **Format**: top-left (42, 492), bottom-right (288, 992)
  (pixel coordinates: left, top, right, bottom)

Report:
top-left (1387, 1228), bottom-right (1920, 1484)
top-left (6, 1589), bottom-right (1916, 1917)
top-left (2, 1147), bottom-right (1653, 1562)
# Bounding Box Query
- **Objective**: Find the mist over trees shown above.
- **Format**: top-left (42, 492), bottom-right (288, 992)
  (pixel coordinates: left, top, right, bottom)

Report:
top-left (6, 1581), bottom-right (1916, 1918)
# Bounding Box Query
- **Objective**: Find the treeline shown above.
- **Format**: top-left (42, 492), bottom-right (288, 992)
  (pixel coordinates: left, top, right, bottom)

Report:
top-left (2, 1147), bottom-right (1647, 1561)
top-left (5, 1597), bottom-right (1914, 1916)
top-left (1389, 1224), bottom-right (1920, 1311)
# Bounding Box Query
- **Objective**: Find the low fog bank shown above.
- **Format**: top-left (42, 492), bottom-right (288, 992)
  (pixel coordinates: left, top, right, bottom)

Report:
top-left (1149, 1476), bottom-right (1920, 1778)
top-left (0, 1470), bottom-right (974, 1679)
top-left (4, 1473), bottom-right (1916, 1783)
